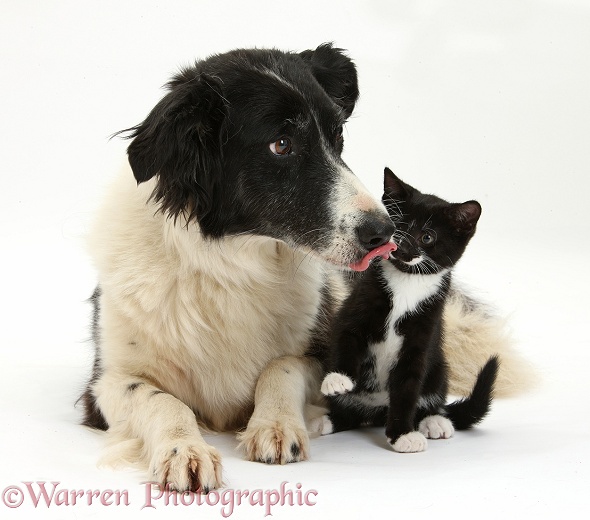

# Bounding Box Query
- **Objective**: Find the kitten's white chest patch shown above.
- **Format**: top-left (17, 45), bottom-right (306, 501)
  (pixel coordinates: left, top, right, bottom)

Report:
top-left (370, 334), bottom-right (403, 392)
top-left (369, 263), bottom-right (448, 391)
top-left (382, 262), bottom-right (448, 321)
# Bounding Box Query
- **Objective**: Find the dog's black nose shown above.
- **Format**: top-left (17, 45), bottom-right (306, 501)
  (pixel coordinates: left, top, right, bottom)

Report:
top-left (356, 216), bottom-right (396, 250)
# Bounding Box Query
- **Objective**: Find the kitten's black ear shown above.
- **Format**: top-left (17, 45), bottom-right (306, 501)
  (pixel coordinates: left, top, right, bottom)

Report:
top-left (299, 43), bottom-right (359, 118)
top-left (122, 73), bottom-right (228, 231)
top-left (446, 201), bottom-right (482, 233)
top-left (383, 167), bottom-right (411, 200)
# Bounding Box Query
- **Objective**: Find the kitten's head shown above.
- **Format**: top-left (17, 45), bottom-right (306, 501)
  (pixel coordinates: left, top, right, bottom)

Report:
top-left (382, 168), bottom-right (481, 275)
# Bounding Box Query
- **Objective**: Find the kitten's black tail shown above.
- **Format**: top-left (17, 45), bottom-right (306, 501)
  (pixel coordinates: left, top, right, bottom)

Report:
top-left (445, 355), bottom-right (499, 430)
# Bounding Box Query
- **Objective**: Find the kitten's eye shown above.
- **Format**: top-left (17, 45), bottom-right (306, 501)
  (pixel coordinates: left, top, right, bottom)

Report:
top-left (421, 232), bottom-right (436, 245)
top-left (335, 125), bottom-right (344, 143)
top-left (269, 137), bottom-right (293, 156)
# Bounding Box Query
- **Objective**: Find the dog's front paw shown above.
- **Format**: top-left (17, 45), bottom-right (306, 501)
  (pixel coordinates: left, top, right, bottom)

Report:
top-left (321, 372), bottom-right (355, 396)
top-left (387, 431), bottom-right (428, 453)
top-left (150, 440), bottom-right (223, 493)
top-left (238, 418), bottom-right (309, 464)
top-left (419, 415), bottom-right (455, 440)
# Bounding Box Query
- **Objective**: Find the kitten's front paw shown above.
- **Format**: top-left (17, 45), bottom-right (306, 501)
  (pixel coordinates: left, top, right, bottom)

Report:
top-left (419, 415), bottom-right (455, 440)
top-left (321, 372), bottom-right (355, 396)
top-left (388, 431), bottom-right (428, 453)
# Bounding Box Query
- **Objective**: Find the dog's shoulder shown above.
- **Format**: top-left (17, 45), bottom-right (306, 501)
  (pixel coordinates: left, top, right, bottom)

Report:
top-left (89, 165), bottom-right (329, 339)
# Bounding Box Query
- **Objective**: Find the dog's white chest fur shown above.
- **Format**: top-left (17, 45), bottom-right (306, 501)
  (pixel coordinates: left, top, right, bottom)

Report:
top-left (90, 174), bottom-right (327, 430)
top-left (369, 262), bottom-right (447, 391)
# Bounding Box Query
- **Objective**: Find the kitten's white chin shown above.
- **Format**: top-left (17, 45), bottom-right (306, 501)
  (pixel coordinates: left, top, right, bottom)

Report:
top-left (403, 256), bottom-right (423, 266)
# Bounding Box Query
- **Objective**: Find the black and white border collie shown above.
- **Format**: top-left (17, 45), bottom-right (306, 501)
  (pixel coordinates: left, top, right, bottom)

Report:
top-left (81, 43), bottom-right (526, 493)
top-left (82, 44), bottom-right (395, 492)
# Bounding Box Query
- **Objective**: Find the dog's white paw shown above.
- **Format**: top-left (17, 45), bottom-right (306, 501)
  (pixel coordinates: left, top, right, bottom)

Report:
top-left (309, 414), bottom-right (334, 436)
top-left (419, 415), bottom-right (455, 440)
top-left (150, 440), bottom-right (223, 493)
top-left (238, 417), bottom-right (309, 464)
top-left (321, 372), bottom-right (355, 396)
top-left (388, 431), bottom-right (428, 453)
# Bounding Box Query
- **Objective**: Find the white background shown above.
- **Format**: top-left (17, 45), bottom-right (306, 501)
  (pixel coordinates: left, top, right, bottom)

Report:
top-left (1, 1), bottom-right (589, 518)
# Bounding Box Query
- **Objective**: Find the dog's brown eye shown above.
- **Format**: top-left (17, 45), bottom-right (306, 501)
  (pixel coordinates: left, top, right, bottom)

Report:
top-left (269, 138), bottom-right (293, 156)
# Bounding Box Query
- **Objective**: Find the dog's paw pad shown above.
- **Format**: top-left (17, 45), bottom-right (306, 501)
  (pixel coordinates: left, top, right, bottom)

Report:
top-left (321, 372), bottom-right (355, 396)
top-left (388, 431), bottom-right (427, 453)
top-left (238, 419), bottom-right (309, 464)
top-left (150, 441), bottom-right (223, 493)
top-left (419, 415), bottom-right (455, 440)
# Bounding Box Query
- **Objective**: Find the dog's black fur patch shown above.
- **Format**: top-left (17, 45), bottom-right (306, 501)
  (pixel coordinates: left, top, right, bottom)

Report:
top-left (119, 44), bottom-right (360, 245)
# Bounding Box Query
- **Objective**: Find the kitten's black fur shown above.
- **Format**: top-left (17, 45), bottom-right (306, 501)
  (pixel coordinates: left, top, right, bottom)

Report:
top-left (321, 168), bottom-right (499, 451)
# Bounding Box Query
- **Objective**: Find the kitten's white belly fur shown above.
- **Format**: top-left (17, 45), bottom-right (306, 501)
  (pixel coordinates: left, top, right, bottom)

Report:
top-left (370, 262), bottom-right (449, 392)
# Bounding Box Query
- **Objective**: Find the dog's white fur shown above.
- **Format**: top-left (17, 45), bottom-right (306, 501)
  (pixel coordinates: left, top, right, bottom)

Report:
top-left (443, 289), bottom-right (536, 398)
top-left (89, 168), bottom-right (366, 489)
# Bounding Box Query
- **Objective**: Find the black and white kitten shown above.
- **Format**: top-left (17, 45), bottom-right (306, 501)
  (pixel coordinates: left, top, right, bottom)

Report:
top-left (319, 168), bottom-right (499, 452)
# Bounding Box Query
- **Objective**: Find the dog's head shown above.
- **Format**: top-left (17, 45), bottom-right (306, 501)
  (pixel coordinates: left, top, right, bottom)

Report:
top-left (123, 43), bottom-right (394, 270)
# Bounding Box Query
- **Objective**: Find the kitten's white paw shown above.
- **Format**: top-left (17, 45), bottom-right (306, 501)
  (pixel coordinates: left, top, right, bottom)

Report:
top-left (388, 431), bottom-right (428, 453)
top-left (419, 415), bottom-right (455, 440)
top-left (321, 372), bottom-right (355, 396)
top-left (309, 414), bottom-right (334, 436)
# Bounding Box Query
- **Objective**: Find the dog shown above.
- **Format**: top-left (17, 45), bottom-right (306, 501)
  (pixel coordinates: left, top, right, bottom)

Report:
top-left (81, 43), bottom-right (530, 493)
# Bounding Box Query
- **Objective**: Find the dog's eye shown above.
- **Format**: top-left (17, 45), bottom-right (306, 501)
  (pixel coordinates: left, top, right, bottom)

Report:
top-left (335, 126), bottom-right (344, 143)
top-left (269, 138), bottom-right (293, 156)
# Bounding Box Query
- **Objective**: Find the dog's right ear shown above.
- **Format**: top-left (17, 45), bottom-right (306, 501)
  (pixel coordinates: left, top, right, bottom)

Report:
top-left (299, 43), bottom-right (359, 118)
top-left (121, 73), bottom-right (228, 228)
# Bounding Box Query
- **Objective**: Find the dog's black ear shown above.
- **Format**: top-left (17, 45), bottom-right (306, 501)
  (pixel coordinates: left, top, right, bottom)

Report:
top-left (299, 43), bottom-right (359, 118)
top-left (123, 73), bottom-right (228, 228)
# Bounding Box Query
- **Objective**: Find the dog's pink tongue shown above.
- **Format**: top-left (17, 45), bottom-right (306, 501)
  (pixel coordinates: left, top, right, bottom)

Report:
top-left (349, 242), bottom-right (398, 272)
